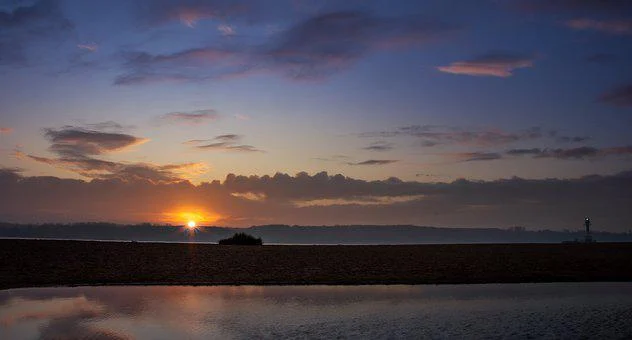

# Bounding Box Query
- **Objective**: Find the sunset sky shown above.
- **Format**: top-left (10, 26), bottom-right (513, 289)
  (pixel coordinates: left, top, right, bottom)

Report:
top-left (1, 0), bottom-right (631, 229)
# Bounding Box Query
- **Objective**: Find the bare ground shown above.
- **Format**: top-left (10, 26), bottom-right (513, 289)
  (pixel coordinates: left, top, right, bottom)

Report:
top-left (1, 239), bottom-right (631, 290)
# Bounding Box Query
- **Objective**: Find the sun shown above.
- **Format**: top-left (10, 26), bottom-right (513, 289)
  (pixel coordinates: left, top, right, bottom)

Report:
top-left (187, 220), bottom-right (196, 228)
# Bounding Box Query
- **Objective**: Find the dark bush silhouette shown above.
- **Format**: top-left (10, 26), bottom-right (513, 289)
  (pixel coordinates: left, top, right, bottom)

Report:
top-left (218, 232), bottom-right (263, 245)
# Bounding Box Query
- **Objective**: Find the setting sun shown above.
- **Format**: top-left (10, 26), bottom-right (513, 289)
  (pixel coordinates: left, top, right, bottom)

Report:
top-left (162, 208), bottom-right (221, 227)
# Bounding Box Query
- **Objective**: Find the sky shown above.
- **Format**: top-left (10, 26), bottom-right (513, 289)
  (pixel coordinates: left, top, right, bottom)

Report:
top-left (1, 0), bottom-right (631, 229)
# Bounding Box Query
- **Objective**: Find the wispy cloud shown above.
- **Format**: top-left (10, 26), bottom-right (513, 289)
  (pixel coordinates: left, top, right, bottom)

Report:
top-left (294, 194), bottom-right (424, 207)
top-left (214, 134), bottom-right (240, 141)
top-left (83, 121), bottom-right (134, 132)
top-left (0, 0), bottom-right (73, 66)
top-left (186, 134), bottom-right (263, 153)
top-left (157, 110), bottom-right (219, 125)
top-left (0, 127), bottom-right (12, 134)
top-left (517, 0), bottom-right (632, 12)
top-left (25, 124), bottom-right (206, 183)
top-left (437, 53), bottom-right (535, 77)
top-left (115, 10), bottom-right (457, 85)
top-left (138, 0), bottom-right (252, 27)
top-left (314, 155), bottom-right (351, 163)
top-left (263, 11), bottom-right (456, 80)
top-left (349, 159), bottom-right (398, 166)
top-left (599, 84), bottom-right (632, 107)
top-left (566, 18), bottom-right (632, 35)
top-left (555, 135), bottom-right (591, 143)
top-left (547, 130), bottom-right (591, 143)
top-left (77, 42), bottom-right (98, 52)
top-left (217, 23), bottom-right (236, 36)
top-left (363, 141), bottom-right (394, 152)
top-left (455, 152), bottom-right (503, 162)
top-left (44, 127), bottom-right (148, 158)
top-left (197, 143), bottom-right (261, 152)
top-left (114, 48), bottom-right (247, 85)
top-left (506, 146), bottom-right (632, 159)
top-left (361, 125), bottom-right (546, 147)
top-left (234, 114), bottom-right (251, 121)
top-left (28, 154), bottom-right (208, 184)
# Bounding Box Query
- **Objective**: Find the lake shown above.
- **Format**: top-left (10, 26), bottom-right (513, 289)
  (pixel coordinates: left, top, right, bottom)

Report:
top-left (1, 283), bottom-right (631, 339)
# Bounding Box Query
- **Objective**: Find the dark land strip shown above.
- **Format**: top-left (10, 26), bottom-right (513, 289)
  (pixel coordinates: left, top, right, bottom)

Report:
top-left (1, 239), bottom-right (631, 290)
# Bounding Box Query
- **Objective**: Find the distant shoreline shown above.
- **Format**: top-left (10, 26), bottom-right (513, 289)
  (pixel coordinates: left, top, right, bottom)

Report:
top-left (8, 236), bottom-right (629, 246)
top-left (1, 239), bottom-right (631, 290)
top-left (3, 223), bottom-right (632, 245)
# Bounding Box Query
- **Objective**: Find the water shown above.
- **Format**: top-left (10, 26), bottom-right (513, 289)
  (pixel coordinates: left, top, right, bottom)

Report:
top-left (1, 283), bottom-right (631, 339)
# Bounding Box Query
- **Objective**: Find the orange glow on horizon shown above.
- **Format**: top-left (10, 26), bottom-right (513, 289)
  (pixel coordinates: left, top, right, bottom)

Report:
top-left (163, 207), bottom-right (220, 227)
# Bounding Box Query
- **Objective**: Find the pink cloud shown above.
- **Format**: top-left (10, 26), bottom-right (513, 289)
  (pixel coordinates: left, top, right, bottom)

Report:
top-left (177, 8), bottom-right (215, 27)
top-left (438, 53), bottom-right (535, 77)
top-left (217, 23), bottom-right (236, 36)
top-left (77, 43), bottom-right (98, 52)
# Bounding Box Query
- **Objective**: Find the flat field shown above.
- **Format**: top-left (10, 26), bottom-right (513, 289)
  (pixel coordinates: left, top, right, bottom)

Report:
top-left (1, 239), bottom-right (631, 289)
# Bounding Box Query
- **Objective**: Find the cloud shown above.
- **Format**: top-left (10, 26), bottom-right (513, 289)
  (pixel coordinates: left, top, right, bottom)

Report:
top-left (0, 127), bottom-right (12, 134)
top-left (0, 0), bottom-right (70, 29)
top-left (350, 160), bottom-right (398, 166)
top-left (294, 195), bottom-right (424, 207)
top-left (114, 49), bottom-right (247, 85)
top-left (186, 134), bottom-right (263, 152)
top-left (137, 0), bottom-right (255, 27)
top-left (517, 0), bottom-right (632, 12)
top-left (197, 143), bottom-right (261, 152)
top-left (217, 23), bottom-right (236, 36)
top-left (0, 0), bottom-right (73, 66)
top-left (114, 73), bottom-right (212, 86)
top-left (77, 42), bottom-right (98, 52)
top-left (157, 110), bottom-right (219, 125)
top-left (263, 11), bottom-right (456, 80)
top-left (84, 121), bottom-right (133, 132)
top-left (361, 125), bottom-right (546, 147)
top-left (27, 154), bottom-right (208, 184)
top-left (456, 152), bottom-right (503, 162)
top-left (363, 141), bottom-right (394, 151)
top-left (506, 148), bottom-right (542, 156)
top-left (314, 155), bottom-right (351, 163)
top-left (547, 130), bottom-right (591, 143)
top-left (437, 53), bottom-right (535, 77)
top-left (599, 84), bottom-right (632, 107)
top-left (25, 125), bottom-right (206, 183)
top-left (214, 134), bottom-right (241, 141)
top-left (556, 135), bottom-right (591, 143)
top-left (506, 146), bottom-right (632, 159)
top-left (115, 10), bottom-right (457, 84)
top-left (2, 169), bottom-right (632, 230)
top-left (44, 127), bottom-right (148, 158)
top-left (566, 18), bottom-right (632, 35)
top-left (234, 114), bottom-right (251, 121)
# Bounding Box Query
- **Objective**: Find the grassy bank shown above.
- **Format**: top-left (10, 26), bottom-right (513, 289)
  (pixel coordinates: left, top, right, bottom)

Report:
top-left (1, 239), bottom-right (631, 290)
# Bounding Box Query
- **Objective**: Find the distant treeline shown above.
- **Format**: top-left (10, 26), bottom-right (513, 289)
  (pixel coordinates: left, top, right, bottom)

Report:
top-left (0, 223), bottom-right (631, 244)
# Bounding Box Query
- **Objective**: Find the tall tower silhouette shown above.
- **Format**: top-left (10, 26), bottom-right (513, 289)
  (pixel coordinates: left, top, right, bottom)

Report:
top-left (584, 217), bottom-right (593, 243)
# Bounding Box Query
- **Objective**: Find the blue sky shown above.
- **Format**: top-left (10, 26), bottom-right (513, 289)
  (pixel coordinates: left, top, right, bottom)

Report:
top-left (1, 0), bottom-right (631, 227)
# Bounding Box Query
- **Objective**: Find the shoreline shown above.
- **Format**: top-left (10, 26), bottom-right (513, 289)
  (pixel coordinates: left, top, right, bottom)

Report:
top-left (5, 279), bottom-right (632, 292)
top-left (2, 239), bottom-right (631, 290)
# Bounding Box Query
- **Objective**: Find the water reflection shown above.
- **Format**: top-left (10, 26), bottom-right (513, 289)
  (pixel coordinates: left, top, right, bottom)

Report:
top-left (1, 283), bottom-right (632, 339)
